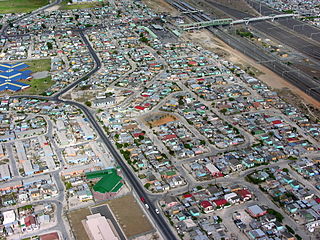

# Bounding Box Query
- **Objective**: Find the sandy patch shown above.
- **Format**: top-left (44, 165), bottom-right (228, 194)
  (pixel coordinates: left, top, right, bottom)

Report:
top-left (149, 114), bottom-right (178, 127)
top-left (44, 5), bottom-right (60, 11)
top-left (142, 0), bottom-right (179, 16)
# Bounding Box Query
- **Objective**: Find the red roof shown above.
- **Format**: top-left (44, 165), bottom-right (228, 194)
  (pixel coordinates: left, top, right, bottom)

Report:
top-left (162, 134), bottom-right (177, 140)
top-left (40, 232), bottom-right (59, 240)
top-left (24, 215), bottom-right (36, 227)
top-left (212, 199), bottom-right (227, 206)
top-left (133, 132), bottom-right (145, 138)
top-left (236, 189), bottom-right (252, 199)
top-left (315, 198), bottom-right (320, 204)
top-left (272, 120), bottom-right (282, 125)
top-left (200, 201), bottom-right (212, 208)
top-left (287, 137), bottom-right (299, 143)
top-left (141, 94), bottom-right (150, 97)
top-left (135, 106), bottom-right (145, 110)
top-left (188, 61), bottom-right (197, 65)
top-left (183, 194), bottom-right (193, 199)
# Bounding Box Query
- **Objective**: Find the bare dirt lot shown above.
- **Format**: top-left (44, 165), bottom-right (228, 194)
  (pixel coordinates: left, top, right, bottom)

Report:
top-left (149, 114), bottom-right (178, 127)
top-left (108, 194), bottom-right (154, 238)
top-left (68, 207), bottom-right (91, 240)
top-left (142, 0), bottom-right (179, 15)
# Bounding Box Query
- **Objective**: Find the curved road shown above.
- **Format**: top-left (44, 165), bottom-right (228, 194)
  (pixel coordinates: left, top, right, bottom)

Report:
top-left (2, 5), bottom-right (176, 239)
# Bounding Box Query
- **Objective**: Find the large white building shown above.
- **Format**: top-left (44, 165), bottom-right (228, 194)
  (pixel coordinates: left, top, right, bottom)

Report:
top-left (82, 213), bottom-right (119, 240)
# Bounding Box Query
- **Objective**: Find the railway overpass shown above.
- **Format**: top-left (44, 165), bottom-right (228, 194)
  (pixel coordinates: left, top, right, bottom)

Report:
top-left (179, 13), bottom-right (298, 30)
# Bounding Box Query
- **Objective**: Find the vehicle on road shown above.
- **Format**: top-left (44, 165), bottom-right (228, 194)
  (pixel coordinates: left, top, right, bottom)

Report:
top-left (140, 197), bottom-right (145, 202)
top-left (155, 208), bottom-right (159, 214)
top-left (145, 204), bottom-right (149, 209)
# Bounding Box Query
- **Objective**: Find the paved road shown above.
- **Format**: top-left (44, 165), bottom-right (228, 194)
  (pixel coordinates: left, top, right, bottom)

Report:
top-left (6, 29), bottom-right (177, 240)
top-left (60, 99), bottom-right (177, 240)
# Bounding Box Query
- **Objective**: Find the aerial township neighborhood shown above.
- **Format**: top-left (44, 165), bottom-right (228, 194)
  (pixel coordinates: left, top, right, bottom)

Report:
top-left (0, 0), bottom-right (320, 240)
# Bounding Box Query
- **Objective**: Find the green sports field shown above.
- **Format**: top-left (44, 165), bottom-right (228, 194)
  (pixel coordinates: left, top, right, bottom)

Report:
top-left (0, 0), bottom-right (49, 14)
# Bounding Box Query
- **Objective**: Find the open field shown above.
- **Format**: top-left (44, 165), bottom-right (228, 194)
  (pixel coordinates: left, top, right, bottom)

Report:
top-left (108, 194), bottom-right (154, 238)
top-left (67, 207), bottom-right (91, 240)
top-left (18, 76), bottom-right (54, 95)
top-left (143, 0), bottom-right (179, 15)
top-left (149, 114), bottom-right (178, 127)
top-left (0, 0), bottom-right (49, 14)
top-left (59, 0), bottom-right (104, 10)
top-left (24, 59), bottom-right (51, 72)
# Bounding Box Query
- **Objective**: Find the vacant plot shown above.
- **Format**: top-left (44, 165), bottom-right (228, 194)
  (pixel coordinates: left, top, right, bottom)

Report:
top-left (0, 0), bottom-right (48, 13)
top-left (108, 194), bottom-right (154, 238)
top-left (142, 0), bottom-right (179, 15)
top-left (59, 0), bottom-right (103, 10)
top-left (16, 76), bottom-right (55, 95)
top-left (149, 114), bottom-right (177, 127)
top-left (68, 207), bottom-right (91, 240)
top-left (24, 59), bottom-right (51, 72)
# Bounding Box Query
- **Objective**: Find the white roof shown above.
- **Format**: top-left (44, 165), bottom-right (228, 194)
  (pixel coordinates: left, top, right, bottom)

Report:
top-left (205, 163), bottom-right (219, 173)
top-left (2, 210), bottom-right (16, 225)
top-left (84, 213), bottom-right (119, 240)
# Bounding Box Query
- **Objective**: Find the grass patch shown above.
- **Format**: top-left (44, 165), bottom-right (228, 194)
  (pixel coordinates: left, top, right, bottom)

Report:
top-left (24, 59), bottom-right (51, 72)
top-left (15, 76), bottom-right (54, 95)
top-left (68, 207), bottom-right (91, 240)
top-left (24, 76), bottom-right (54, 95)
top-left (0, 0), bottom-right (49, 14)
top-left (59, 0), bottom-right (104, 10)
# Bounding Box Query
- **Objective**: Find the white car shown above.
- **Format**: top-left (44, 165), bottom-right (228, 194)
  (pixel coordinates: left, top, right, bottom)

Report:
top-left (145, 204), bottom-right (149, 209)
top-left (155, 208), bottom-right (160, 214)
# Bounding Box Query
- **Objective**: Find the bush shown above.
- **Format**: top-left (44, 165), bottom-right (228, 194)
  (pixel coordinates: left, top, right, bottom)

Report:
top-left (85, 101), bottom-right (92, 107)
top-left (267, 209), bottom-right (284, 223)
top-left (295, 234), bottom-right (302, 240)
top-left (285, 225), bottom-right (295, 234)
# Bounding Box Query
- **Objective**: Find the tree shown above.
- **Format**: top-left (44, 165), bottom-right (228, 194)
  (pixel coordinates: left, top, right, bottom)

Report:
top-left (282, 168), bottom-right (289, 173)
top-left (220, 108), bottom-right (227, 114)
top-left (47, 42), bottom-right (53, 50)
top-left (65, 182), bottom-right (72, 190)
top-left (267, 209), bottom-right (284, 223)
top-left (85, 101), bottom-right (92, 107)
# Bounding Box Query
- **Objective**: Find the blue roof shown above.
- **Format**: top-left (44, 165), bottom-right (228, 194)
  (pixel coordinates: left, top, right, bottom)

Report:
top-left (0, 83), bottom-right (24, 92)
top-left (0, 62), bottom-right (30, 72)
top-left (0, 62), bottom-right (31, 92)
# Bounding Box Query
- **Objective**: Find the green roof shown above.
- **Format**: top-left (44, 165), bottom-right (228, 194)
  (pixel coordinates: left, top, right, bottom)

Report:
top-left (161, 170), bottom-right (176, 176)
top-left (93, 172), bottom-right (123, 194)
top-left (86, 168), bottom-right (117, 179)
